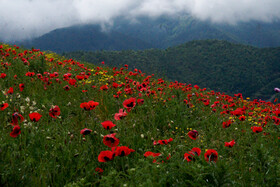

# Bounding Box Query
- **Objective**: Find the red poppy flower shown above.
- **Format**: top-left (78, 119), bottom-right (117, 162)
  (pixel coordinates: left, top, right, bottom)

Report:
top-left (231, 108), bottom-right (244, 116)
top-left (63, 85), bottom-right (70, 91)
top-left (49, 105), bottom-right (61, 118)
top-left (29, 112), bottom-right (42, 122)
top-left (11, 112), bottom-right (24, 126)
top-left (112, 82), bottom-right (119, 88)
top-left (6, 87), bottom-right (13, 95)
top-left (37, 73), bottom-right (43, 79)
top-left (204, 149), bottom-right (218, 162)
top-left (80, 101), bottom-right (99, 111)
top-left (19, 83), bottom-right (24, 92)
top-left (114, 109), bottom-right (127, 120)
top-left (190, 147), bottom-right (201, 156)
top-left (222, 104), bottom-right (228, 109)
top-left (184, 152), bottom-right (195, 162)
top-left (103, 133), bottom-right (119, 147)
top-left (63, 74), bottom-right (69, 80)
top-left (68, 78), bottom-right (76, 86)
top-left (188, 130), bottom-right (199, 140)
top-left (154, 140), bottom-right (166, 145)
top-left (123, 97), bottom-right (136, 112)
top-left (137, 99), bottom-right (144, 105)
top-left (76, 75), bottom-right (84, 80)
top-left (114, 146), bottom-right (135, 157)
top-left (144, 151), bottom-right (161, 158)
top-left (98, 150), bottom-right (114, 162)
top-left (203, 100), bottom-right (210, 106)
top-left (0, 103), bottom-right (8, 111)
top-left (222, 120), bottom-right (232, 128)
top-left (10, 125), bottom-right (21, 138)
top-left (251, 126), bottom-right (263, 133)
top-left (225, 140), bottom-right (235, 148)
top-left (88, 101), bottom-right (99, 110)
top-left (49, 73), bottom-right (55, 78)
top-left (0, 73), bottom-right (6, 79)
top-left (25, 72), bottom-right (35, 77)
top-left (101, 121), bottom-right (116, 130)
top-left (239, 116), bottom-right (246, 121)
top-left (273, 110), bottom-right (280, 117)
top-left (272, 116), bottom-right (280, 125)
top-left (100, 85), bottom-right (109, 91)
top-left (80, 128), bottom-right (92, 135)
top-left (184, 147), bottom-right (201, 162)
top-left (55, 78), bottom-right (61, 84)
top-left (166, 154), bottom-right (171, 161)
top-left (153, 138), bottom-right (173, 145)
top-left (95, 167), bottom-right (104, 174)
top-left (80, 102), bottom-right (90, 111)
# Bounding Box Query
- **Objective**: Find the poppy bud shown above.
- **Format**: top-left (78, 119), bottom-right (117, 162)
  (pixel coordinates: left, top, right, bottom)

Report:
top-left (80, 128), bottom-right (92, 136)
top-left (274, 88), bottom-right (280, 93)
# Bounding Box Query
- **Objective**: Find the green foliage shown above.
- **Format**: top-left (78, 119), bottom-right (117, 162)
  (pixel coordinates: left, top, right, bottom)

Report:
top-left (0, 43), bottom-right (279, 186)
top-left (65, 40), bottom-right (280, 100)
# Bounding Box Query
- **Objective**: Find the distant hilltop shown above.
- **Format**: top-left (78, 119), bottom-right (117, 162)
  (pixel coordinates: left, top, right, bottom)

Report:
top-left (18, 16), bottom-right (280, 53)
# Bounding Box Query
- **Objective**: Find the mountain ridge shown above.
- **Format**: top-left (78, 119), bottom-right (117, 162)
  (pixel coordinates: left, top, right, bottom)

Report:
top-left (20, 24), bottom-right (155, 53)
top-left (18, 15), bottom-right (280, 52)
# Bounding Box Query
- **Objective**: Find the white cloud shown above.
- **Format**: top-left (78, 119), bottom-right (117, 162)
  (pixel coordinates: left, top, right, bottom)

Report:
top-left (188, 0), bottom-right (280, 23)
top-left (1, 0), bottom-right (280, 41)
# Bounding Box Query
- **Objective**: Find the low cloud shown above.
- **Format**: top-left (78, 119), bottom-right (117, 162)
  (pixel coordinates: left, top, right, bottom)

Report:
top-left (1, 0), bottom-right (280, 41)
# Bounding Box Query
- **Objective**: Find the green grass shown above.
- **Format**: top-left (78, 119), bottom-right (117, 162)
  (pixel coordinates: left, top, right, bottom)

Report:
top-left (0, 43), bottom-right (279, 186)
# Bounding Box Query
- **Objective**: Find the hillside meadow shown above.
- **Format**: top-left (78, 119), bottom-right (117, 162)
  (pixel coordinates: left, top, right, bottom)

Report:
top-left (65, 40), bottom-right (280, 100)
top-left (0, 43), bottom-right (279, 186)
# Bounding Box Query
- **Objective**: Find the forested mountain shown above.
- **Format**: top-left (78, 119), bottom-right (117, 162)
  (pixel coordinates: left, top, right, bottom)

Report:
top-left (20, 16), bottom-right (280, 52)
top-left (20, 25), bottom-right (154, 53)
top-left (64, 40), bottom-right (280, 100)
top-left (113, 16), bottom-right (280, 48)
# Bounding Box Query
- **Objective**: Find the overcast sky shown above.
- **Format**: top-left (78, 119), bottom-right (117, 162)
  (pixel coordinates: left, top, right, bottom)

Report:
top-left (1, 0), bottom-right (280, 42)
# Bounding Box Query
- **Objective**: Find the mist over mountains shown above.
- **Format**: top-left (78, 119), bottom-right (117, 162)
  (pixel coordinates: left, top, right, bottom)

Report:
top-left (2, 0), bottom-right (280, 42)
top-left (19, 16), bottom-right (280, 53)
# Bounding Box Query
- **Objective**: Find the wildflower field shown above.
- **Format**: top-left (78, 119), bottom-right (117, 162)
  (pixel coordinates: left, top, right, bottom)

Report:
top-left (0, 43), bottom-right (279, 186)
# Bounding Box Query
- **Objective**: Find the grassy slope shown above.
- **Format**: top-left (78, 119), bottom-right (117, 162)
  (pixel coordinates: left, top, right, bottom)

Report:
top-left (0, 43), bottom-right (279, 186)
top-left (65, 40), bottom-right (280, 100)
